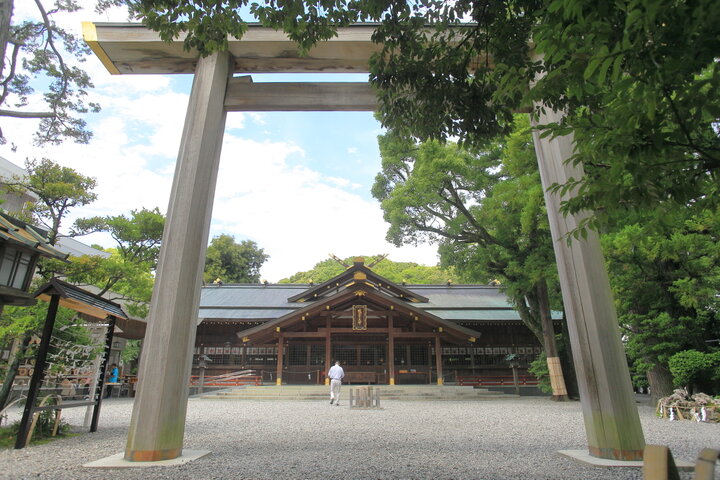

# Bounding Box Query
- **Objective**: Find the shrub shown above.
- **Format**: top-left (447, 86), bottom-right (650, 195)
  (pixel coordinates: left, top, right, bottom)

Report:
top-left (669, 350), bottom-right (720, 394)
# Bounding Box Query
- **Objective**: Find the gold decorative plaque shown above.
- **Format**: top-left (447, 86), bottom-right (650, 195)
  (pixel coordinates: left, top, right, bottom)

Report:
top-left (352, 305), bottom-right (368, 330)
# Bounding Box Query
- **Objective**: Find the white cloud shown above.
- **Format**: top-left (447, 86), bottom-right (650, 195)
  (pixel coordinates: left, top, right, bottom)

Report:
top-left (208, 135), bottom-right (438, 281)
top-left (2, 4), bottom-right (441, 282)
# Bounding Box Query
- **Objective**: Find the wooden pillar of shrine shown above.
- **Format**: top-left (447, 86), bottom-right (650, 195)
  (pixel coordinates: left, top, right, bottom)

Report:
top-left (276, 333), bottom-right (284, 385)
top-left (124, 51), bottom-right (231, 462)
top-left (324, 317), bottom-right (331, 385)
top-left (435, 335), bottom-right (443, 385)
top-left (387, 316), bottom-right (395, 385)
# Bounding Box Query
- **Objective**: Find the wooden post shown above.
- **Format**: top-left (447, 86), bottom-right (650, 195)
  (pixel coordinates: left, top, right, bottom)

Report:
top-left (435, 335), bottom-right (443, 385)
top-left (276, 335), bottom-right (284, 386)
top-left (530, 106), bottom-right (645, 460)
top-left (15, 294), bottom-right (59, 449)
top-left (124, 51), bottom-right (232, 462)
top-left (387, 316), bottom-right (395, 385)
top-left (90, 316), bottom-right (116, 432)
top-left (324, 317), bottom-right (331, 386)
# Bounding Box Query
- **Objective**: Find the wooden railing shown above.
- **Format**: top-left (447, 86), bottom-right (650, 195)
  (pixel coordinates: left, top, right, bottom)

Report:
top-left (457, 375), bottom-right (539, 387)
top-left (190, 370), bottom-right (262, 387)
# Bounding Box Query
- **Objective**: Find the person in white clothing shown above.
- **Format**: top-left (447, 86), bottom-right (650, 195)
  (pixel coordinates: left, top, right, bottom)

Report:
top-left (327, 360), bottom-right (345, 406)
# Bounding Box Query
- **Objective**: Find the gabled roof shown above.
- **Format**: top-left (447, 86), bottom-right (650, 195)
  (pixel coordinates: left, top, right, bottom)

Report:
top-left (237, 282), bottom-right (479, 346)
top-left (287, 259), bottom-right (428, 303)
top-left (0, 212), bottom-right (69, 260)
top-left (35, 278), bottom-right (128, 321)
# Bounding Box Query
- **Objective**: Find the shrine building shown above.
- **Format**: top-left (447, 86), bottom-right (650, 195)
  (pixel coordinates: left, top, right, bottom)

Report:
top-left (193, 259), bottom-right (558, 385)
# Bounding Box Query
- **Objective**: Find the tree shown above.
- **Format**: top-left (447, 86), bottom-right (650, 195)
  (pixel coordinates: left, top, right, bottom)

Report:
top-left (2, 157), bottom-right (97, 245)
top-left (0, 0), bottom-right (100, 146)
top-left (204, 234), bottom-right (268, 283)
top-left (372, 115), bottom-right (571, 399)
top-left (114, 0), bottom-right (720, 223)
top-left (601, 207), bottom-right (720, 402)
top-left (280, 255), bottom-right (457, 285)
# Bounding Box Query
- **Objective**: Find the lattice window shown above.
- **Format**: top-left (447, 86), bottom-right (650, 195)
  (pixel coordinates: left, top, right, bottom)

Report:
top-left (288, 344), bottom-right (307, 366)
top-left (333, 345), bottom-right (357, 366)
top-left (310, 345), bottom-right (325, 365)
top-left (410, 345), bottom-right (429, 366)
top-left (359, 345), bottom-right (385, 366)
top-left (394, 346), bottom-right (407, 366)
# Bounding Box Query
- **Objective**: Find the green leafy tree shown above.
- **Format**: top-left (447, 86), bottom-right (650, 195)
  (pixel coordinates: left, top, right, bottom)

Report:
top-left (373, 116), bottom-right (571, 399)
top-left (0, 301), bottom-right (84, 408)
top-left (2, 158), bottom-right (97, 245)
top-left (601, 207), bottom-right (720, 401)
top-left (111, 0), bottom-right (720, 222)
top-left (280, 256), bottom-right (457, 285)
top-left (1, 1), bottom-right (100, 146)
top-left (668, 350), bottom-right (720, 395)
top-left (204, 234), bottom-right (268, 283)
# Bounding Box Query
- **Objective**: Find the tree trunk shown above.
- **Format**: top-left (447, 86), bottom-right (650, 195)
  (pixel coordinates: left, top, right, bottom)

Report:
top-left (647, 363), bottom-right (674, 406)
top-left (0, 0), bottom-right (13, 75)
top-left (559, 315), bottom-right (579, 398)
top-left (537, 279), bottom-right (569, 401)
top-left (0, 334), bottom-right (29, 409)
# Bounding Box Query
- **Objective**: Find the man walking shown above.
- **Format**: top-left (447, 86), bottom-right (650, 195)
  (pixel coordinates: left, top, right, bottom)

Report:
top-left (327, 360), bottom-right (345, 406)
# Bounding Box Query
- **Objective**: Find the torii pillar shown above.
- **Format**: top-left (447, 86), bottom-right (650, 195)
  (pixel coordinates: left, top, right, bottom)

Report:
top-left (531, 107), bottom-right (645, 460)
top-left (124, 51), bottom-right (231, 461)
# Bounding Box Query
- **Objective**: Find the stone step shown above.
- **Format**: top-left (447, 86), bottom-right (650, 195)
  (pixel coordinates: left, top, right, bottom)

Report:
top-left (199, 385), bottom-right (515, 401)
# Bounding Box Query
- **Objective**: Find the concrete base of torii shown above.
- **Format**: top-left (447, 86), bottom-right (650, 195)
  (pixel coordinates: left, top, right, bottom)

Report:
top-left (84, 450), bottom-right (211, 469)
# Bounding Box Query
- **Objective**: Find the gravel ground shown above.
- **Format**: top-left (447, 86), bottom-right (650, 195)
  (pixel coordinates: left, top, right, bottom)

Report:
top-left (0, 395), bottom-right (717, 480)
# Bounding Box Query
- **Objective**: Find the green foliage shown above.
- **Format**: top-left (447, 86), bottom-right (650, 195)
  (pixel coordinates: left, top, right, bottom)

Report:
top-left (204, 234), bottom-right (269, 283)
top-left (2, 158), bottom-right (97, 245)
top-left (528, 352), bottom-right (552, 395)
top-left (668, 350), bottom-right (720, 394)
top-left (0, 411), bottom-right (70, 449)
top-left (117, 0), bottom-right (720, 223)
top-left (280, 256), bottom-right (456, 284)
top-left (120, 339), bottom-right (142, 374)
top-left (73, 207), bottom-right (165, 267)
top-left (1, 0), bottom-right (100, 145)
top-left (602, 207), bottom-right (720, 394)
top-left (0, 302), bottom-right (93, 375)
top-left (373, 115), bottom-right (562, 344)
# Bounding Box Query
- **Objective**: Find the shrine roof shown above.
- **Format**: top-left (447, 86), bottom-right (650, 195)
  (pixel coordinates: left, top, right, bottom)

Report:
top-left (198, 283), bottom-right (536, 323)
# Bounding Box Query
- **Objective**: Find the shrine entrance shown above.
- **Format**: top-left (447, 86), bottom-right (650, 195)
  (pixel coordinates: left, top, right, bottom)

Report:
top-left (83, 22), bottom-right (645, 463)
top-left (237, 260), bottom-right (478, 386)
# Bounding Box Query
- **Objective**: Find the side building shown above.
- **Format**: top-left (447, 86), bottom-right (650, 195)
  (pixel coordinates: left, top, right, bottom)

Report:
top-left (194, 259), bottom-right (560, 385)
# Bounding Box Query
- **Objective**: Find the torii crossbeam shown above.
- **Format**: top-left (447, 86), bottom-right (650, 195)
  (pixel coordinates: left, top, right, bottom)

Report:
top-left (83, 22), bottom-right (644, 464)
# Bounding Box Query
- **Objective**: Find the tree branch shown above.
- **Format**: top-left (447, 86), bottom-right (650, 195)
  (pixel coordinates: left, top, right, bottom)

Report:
top-left (0, 109), bottom-right (55, 118)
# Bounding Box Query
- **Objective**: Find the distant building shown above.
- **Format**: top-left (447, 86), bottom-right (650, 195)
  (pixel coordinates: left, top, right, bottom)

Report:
top-left (0, 156), bottom-right (38, 213)
top-left (193, 259), bottom-right (561, 386)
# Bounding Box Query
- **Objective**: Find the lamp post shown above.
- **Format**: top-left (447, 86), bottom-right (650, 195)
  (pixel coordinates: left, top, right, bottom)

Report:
top-left (506, 353), bottom-right (520, 396)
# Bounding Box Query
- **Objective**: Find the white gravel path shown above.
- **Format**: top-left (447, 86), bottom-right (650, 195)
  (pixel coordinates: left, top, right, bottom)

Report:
top-left (0, 395), bottom-right (717, 480)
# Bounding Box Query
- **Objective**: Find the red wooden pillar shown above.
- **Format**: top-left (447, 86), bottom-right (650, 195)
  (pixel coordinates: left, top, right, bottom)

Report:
top-left (435, 334), bottom-right (443, 385)
top-left (388, 316), bottom-right (395, 385)
top-left (276, 333), bottom-right (284, 386)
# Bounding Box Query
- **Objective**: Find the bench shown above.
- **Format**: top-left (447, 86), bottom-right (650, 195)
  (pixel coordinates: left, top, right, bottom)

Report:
top-left (345, 372), bottom-right (377, 384)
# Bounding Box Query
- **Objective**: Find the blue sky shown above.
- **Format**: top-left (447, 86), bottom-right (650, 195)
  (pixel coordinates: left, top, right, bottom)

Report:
top-left (1, 3), bottom-right (439, 281)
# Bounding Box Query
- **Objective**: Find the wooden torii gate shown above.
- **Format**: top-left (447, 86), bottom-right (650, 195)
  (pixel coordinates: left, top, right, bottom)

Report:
top-left (83, 22), bottom-right (645, 463)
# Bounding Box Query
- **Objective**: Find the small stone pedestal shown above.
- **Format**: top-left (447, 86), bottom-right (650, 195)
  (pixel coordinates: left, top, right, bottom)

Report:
top-left (349, 386), bottom-right (381, 409)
